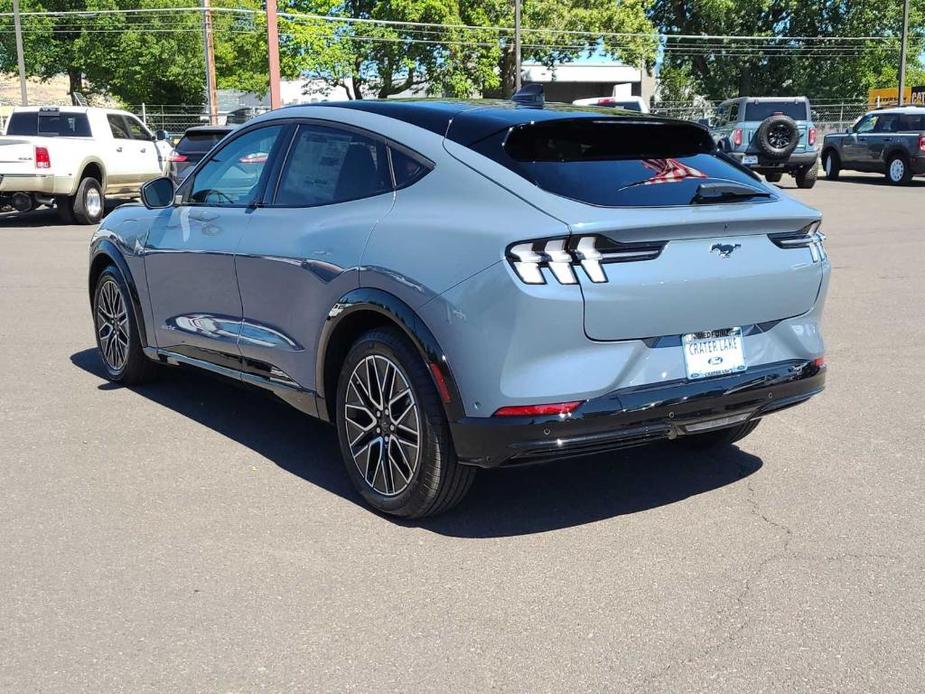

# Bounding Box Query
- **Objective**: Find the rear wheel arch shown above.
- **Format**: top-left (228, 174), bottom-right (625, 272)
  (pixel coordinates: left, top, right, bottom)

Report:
top-left (316, 289), bottom-right (464, 424)
top-left (78, 159), bottom-right (106, 190)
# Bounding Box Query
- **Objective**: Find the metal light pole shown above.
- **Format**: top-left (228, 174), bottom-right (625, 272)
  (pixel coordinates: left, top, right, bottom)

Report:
top-left (13, 0), bottom-right (28, 106)
top-left (514, 0), bottom-right (522, 92)
top-left (898, 0), bottom-right (910, 104)
top-left (266, 0), bottom-right (282, 109)
top-left (200, 0), bottom-right (218, 124)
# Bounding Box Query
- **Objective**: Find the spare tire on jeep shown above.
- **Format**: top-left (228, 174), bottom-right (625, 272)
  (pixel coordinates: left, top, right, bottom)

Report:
top-left (755, 114), bottom-right (800, 161)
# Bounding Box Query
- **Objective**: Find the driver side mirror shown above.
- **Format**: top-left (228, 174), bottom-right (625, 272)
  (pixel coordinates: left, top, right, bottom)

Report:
top-left (141, 176), bottom-right (175, 209)
top-left (697, 117), bottom-right (713, 128)
top-left (845, 127), bottom-right (853, 134)
top-left (154, 129), bottom-right (169, 141)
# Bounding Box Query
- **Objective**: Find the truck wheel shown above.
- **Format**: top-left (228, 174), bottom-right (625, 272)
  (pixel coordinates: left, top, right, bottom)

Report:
top-left (822, 151), bottom-right (841, 180)
top-left (886, 154), bottom-right (912, 186)
top-left (795, 163), bottom-right (818, 189)
top-left (764, 172), bottom-right (782, 183)
top-left (336, 327), bottom-right (476, 518)
top-left (55, 195), bottom-right (76, 224)
top-left (72, 177), bottom-right (104, 224)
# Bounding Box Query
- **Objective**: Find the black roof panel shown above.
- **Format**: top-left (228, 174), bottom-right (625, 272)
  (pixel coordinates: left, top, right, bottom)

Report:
top-left (303, 99), bottom-right (662, 145)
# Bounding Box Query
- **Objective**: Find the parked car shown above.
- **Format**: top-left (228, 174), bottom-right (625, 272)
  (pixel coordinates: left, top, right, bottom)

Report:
top-left (821, 106), bottom-right (925, 185)
top-left (572, 95), bottom-right (650, 113)
top-left (225, 106), bottom-right (267, 125)
top-left (708, 96), bottom-right (819, 188)
top-left (88, 98), bottom-right (829, 518)
top-left (167, 125), bottom-right (236, 184)
top-left (0, 106), bottom-right (166, 223)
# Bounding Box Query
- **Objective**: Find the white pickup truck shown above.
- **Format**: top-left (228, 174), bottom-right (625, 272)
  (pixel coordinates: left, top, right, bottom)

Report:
top-left (0, 106), bottom-right (167, 224)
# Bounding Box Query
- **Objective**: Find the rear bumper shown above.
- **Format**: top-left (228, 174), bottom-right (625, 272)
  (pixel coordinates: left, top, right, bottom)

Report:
top-left (451, 359), bottom-right (825, 467)
top-left (0, 173), bottom-right (73, 196)
top-left (730, 150), bottom-right (818, 170)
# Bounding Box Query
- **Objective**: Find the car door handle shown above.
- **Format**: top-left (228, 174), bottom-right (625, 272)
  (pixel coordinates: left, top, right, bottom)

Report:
top-left (883, 138), bottom-right (892, 142)
top-left (140, 147), bottom-right (147, 153)
top-left (116, 146), bottom-right (123, 152)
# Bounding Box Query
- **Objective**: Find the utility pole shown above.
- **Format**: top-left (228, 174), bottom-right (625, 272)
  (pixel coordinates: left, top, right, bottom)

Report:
top-left (200, 0), bottom-right (218, 124)
top-left (13, 0), bottom-right (27, 106)
top-left (266, 0), bottom-right (282, 109)
top-left (898, 0), bottom-right (910, 105)
top-left (514, 0), bottom-right (522, 92)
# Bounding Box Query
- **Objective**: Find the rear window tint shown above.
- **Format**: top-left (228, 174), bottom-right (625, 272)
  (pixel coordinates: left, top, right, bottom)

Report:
top-left (177, 131), bottom-right (229, 154)
top-left (744, 102), bottom-right (808, 121)
top-left (6, 111), bottom-right (91, 137)
top-left (470, 119), bottom-right (764, 207)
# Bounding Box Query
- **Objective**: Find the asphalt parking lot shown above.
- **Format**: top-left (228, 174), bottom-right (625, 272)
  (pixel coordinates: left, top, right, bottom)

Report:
top-left (1, 172), bottom-right (923, 693)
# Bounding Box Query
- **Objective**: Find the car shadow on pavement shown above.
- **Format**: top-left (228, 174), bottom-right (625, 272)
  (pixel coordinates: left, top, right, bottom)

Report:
top-left (71, 348), bottom-right (763, 538)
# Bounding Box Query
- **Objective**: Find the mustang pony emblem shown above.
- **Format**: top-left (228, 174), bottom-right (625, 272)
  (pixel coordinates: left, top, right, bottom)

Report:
top-left (711, 243), bottom-right (741, 258)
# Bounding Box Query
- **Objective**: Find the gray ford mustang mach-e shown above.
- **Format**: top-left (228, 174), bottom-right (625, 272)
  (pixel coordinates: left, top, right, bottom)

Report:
top-left (88, 96), bottom-right (829, 518)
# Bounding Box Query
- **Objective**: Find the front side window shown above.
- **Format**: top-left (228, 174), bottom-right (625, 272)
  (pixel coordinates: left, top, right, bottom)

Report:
top-left (854, 115), bottom-right (878, 134)
top-left (125, 116), bottom-right (152, 140)
top-left (108, 115), bottom-right (131, 140)
top-left (274, 124), bottom-right (391, 206)
top-left (188, 125), bottom-right (283, 206)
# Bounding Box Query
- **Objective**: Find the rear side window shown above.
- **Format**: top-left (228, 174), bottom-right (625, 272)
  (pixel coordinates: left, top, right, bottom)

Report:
top-left (6, 111), bottom-right (91, 137)
top-left (274, 124), bottom-right (391, 206)
top-left (744, 102), bottom-right (808, 121)
top-left (391, 148), bottom-right (429, 188)
top-left (470, 118), bottom-right (763, 207)
top-left (176, 131), bottom-right (229, 154)
top-left (898, 114), bottom-right (925, 130)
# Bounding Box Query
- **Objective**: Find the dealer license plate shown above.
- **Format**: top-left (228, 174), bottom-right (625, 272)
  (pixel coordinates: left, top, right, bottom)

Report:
top-left (682, 328), bottom-right (746, 380)
top-left (742, 155), bottom-right (758, 165)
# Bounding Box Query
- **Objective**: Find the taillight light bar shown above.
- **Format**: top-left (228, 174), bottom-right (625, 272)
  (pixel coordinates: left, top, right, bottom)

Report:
top-left (808, 127), bottom-right (817, 146)
top-left (493, 401), bottom-right (582, 417)
top-left (168, 152), bottom-right (188, 163)
top-left (34, 146), bottom-right (51, 169)
top-left (919, 135), bottom-right (925, 153)
top-left (732, 128), bottom-right (743, 147)
top-left (768, 222), bottom-right (827, 262)
top-left (507, 235), bottom-right (666, 285)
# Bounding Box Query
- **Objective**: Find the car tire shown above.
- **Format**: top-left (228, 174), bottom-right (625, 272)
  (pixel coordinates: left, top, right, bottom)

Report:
top-left (886, 154), bottom-right (912, 186)
top-left (72, 177), bottom-right (105, 225)
top-left (764, 172), bottom-right (782, 183)
top-left (794, 163), bottom-right (818, 189)
top-left (93, 266), bottom-right (157, 385)
top-left (755, 115), bottom-right (800, 160)
top-left (678, 419), bottom-right (761, 449)
top-left (822, 151), bottom-right (841, 180)
top-left (336, 327), bottom-right (476, 518)
top-left (55, 195), bottom-right (76, 224)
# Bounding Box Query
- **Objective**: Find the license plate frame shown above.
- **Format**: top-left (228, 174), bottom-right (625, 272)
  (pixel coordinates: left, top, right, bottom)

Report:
top-left (742, 155), bottom-right (758, 165)
top-left (682, 327), bottom-right (746, 380)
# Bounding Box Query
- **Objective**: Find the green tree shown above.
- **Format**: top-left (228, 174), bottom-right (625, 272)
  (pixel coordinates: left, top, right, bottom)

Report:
top-left (650, 0), bottom-right (925, 101)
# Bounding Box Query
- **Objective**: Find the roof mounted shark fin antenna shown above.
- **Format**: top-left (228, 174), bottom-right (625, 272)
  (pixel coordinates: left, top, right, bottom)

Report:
top-left (511, 84), bottom-right (544, 109)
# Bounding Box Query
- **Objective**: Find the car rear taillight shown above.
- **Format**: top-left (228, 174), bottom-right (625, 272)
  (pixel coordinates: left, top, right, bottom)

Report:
top-left (34, 146), bottom-right (50, 169)
top-left (732, 128), bottom-right (743, 147)
top-left (507, 236), bottom-right (666, 285)
top-left (168, 152), bottom-right (188, 163)
top-left (808, 127), bottom-right (816, 146)
top-left (768, 222), bottom-right (827, 262)
top-left (493, 401), bottom-right (582, 417)
top-left (919, 135), bottom-right (925, 153)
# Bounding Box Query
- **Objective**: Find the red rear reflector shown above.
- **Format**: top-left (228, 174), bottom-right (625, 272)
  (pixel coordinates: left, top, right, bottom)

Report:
top-left (919, 136), bottom-right (925, 153)
top-left (732, 128), bottom-right (743, 146)
top-left (34, 146), bottom-right (50, 169)
top-left (168, 152), bottom-right (188, 163)
top-left (429, 363), bottom-right (452, 404)
top-left (808, 127), bottom-right (816, 146)
top-left (493, 401), bottom-right (582, 417)
top-left (813, 356), bottom-right (826, 368)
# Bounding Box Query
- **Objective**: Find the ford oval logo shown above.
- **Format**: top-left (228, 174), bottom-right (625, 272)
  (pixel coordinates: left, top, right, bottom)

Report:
top-left (708, 356), bottom-right (724, 365)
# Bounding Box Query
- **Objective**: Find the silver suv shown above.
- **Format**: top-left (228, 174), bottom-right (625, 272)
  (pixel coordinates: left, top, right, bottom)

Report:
top-left (88, 98), bottom-right (830, 517)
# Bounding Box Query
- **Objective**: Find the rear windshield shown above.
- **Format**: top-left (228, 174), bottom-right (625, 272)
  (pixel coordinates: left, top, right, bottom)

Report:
top-left (743, 102), bottom-right (808, 121)
top-left (176, 131), bottom-right (229, 154)
top-left (6, 111), bottom-right (92, 137)
top-left (470, 119), bottom-right (765, 207)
